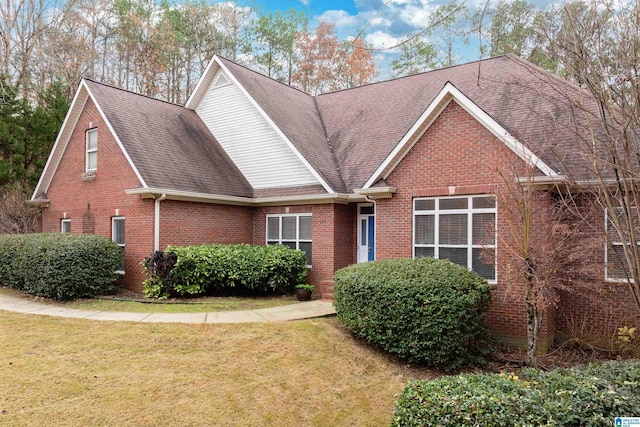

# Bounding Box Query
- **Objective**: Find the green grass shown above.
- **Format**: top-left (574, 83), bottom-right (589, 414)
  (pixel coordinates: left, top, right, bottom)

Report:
top-left (0, 311), bottom-right (437, 426)
top-left (0, 286), bottom-right (300, 313)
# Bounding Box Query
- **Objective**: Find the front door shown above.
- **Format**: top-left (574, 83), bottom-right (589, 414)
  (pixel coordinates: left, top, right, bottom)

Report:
top-left (357, 204), bottom-right (375, 263)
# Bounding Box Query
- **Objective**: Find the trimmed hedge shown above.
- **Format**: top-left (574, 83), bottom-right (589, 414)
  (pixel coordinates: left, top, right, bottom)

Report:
top-left (333, 258), bottom-right (491, 370)
top-left (0, 233), bottom-right (122, 300)
top-left (143, 244), bottom-right (308, 299)
top-left (392, 360), bottom-right (640, 426)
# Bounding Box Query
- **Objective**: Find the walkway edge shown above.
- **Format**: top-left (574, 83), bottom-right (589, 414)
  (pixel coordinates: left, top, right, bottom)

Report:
top-left (0, 294), bottom-right (336, 324)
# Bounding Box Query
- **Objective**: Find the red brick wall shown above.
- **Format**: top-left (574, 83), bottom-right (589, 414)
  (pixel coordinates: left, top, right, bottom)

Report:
top-left (376, 100), bottom-right (556, 349)
top-left (159, 200), bottom-right (253, 247)
top-left (41, 97), bottom-right (154, 292)
top-left (554, 199), bottom-right (640, 344)
top-left (252, 204), bottom-right (356, 288)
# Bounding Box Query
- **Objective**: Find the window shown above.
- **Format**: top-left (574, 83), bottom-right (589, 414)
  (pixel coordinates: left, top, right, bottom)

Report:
top-left (86, 129), bottom-right (98, 171)
top-left (266, 214), bottom-right (312, 265)
top-left (606, 206), bottom-right (640, 280)
top-left (61, 219), bottom-right (71, 234)
top-left (112, 217), bottom-right (125, 273)
top-left (414, 195), bottom-right (496, 281)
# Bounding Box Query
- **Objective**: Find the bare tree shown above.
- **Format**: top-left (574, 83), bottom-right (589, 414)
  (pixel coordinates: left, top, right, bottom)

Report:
top-left (538, 0), bottom-right (640, 312)
top-left (0, 182), bottom-right (41, 234)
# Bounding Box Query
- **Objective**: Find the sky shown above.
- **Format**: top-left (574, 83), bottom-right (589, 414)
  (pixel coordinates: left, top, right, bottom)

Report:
top-left (255, 0), bottom-right (556, 78)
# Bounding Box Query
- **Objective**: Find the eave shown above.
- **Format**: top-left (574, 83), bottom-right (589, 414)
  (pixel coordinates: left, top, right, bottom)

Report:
top-left (126, 188), bottom-right (370, 206)
top-left (353, 187), bottom-right (397, 199)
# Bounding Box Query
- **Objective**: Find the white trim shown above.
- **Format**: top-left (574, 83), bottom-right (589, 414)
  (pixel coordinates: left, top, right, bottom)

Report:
top-left (357, 203), bottom-right (375, 263)
top-left (125, 187), bottom-right (367, 206)
top-left (85, 128), bottom-right (98, 172)
top-left (185, 56), bottom-right (220, 109)
top-left (605, 206), bottom-right (639, 281)
top-left (112, 216), bottom-right (126, 274)
top-left (154, 194), bottom-right (166, 252)
top-left (213, 57), bottom-right (335, 194)
top-left (363, 82), bottom-right (559, 189)
top-left (60, 218), bottom-right (71, 234)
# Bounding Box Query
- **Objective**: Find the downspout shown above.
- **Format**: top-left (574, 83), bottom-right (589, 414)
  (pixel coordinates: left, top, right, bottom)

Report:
top-left (154, 194), bottom-right (167, 252)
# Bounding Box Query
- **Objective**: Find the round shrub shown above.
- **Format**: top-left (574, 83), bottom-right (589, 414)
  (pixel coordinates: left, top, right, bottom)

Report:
top-left (0, 233), bottom-right (122, 300)
top-left (333, 257), bottom-right (491, 370)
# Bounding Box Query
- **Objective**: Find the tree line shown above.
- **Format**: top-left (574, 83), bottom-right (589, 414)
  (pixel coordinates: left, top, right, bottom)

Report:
top-left (0, 0), bottom-right (379, 104)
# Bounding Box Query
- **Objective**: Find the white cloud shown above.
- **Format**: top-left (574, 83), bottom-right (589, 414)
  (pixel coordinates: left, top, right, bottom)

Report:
top-left (299, 0), bottom-right (311, 5)
top-left (365, 30), bottom-right (401, 51)
top-left (317, 9), bottom-right (360, 29)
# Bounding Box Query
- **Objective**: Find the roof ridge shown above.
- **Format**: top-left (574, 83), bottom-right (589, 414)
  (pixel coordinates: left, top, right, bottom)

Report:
top-left (316, 55), bottom-right (511, 97)
top-left (83, 78), bottom-right (185, 108)
top-left (216, 56), bottom-right (313, 97)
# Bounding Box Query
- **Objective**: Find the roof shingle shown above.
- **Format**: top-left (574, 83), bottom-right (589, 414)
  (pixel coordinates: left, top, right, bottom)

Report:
top-left (85, 79), bottom-right (253, 197)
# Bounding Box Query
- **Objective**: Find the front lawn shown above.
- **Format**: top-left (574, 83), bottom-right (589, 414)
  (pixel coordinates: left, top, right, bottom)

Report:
top-left (0, 311), bottom-right (436, 426)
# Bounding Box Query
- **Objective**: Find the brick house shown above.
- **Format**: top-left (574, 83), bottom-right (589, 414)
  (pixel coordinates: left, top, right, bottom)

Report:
top-left (31, 54), bottom-right (638, 348)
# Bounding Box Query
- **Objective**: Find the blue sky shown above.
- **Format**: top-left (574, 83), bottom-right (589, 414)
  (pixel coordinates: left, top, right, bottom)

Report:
top-left (254, 0), bottom-right (556, 78)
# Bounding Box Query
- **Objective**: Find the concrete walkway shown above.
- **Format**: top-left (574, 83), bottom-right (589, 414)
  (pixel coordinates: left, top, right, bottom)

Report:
top-left (0, 294), bottom-right (336, 324)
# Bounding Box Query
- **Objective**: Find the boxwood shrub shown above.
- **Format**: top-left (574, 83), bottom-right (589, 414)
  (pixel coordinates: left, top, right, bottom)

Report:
top-left (333, 257), bottom-right (491, 370)
top-left (0, 233), bottom-right (122, 300)
top-left (143, 243), bottom-right (307, 299)
top-left (392, 360), bottom-right (640, 426)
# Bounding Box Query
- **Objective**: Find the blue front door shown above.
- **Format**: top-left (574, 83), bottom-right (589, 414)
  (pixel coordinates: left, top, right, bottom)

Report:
top-left (367, 215), bottom-right (375, 261)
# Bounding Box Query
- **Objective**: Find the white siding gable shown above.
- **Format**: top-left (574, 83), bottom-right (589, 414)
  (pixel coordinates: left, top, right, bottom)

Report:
top-left (195, 70), bottom-right (319, 189)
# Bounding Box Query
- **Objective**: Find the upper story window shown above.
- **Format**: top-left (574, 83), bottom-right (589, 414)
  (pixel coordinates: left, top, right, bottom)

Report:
top-left (86, 129), bottom-right (98, 172)
top-left (61, 219), bottom-right (71, 234)
top-left (266, 214), bottom-right (312, 266)
top-left (606, 206), bottom-right (640, 281)
top-left (112, 216), bottom-right (125, 273)
top-left (414, 195), bottom-right (497, 282)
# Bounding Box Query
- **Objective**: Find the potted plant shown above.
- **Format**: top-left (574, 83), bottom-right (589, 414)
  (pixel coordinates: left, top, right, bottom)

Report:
top-left (295, 284), bottom-right (314, 301)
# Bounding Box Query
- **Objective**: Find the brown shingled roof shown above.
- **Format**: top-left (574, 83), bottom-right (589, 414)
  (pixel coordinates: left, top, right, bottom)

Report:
top-left (85, 79), bottom-right (253, 197)
top-left (216, 54), bottom-right (598, 192)
top-left (316, 54), bottom-right (598, 189)
top-left (86, 55), bottom-right (600, 199)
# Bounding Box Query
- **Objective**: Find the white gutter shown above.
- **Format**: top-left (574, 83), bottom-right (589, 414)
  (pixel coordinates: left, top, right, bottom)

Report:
top-left (154, 194), bottom-right (167, 251)
top-left (126, 188), bottom-right (371, 206)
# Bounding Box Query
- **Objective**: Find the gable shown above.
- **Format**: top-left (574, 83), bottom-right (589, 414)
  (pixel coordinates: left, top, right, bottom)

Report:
top-left (45, 96), bottom-right (145, 205)
top-left (32, 81), bottom-right (145, 200)
top-left (363, 82), bottom-right (560, 189)
top-left (388, 100), bottom-right (535, 188)
top-left (193, 64), bottom-right (325, 190)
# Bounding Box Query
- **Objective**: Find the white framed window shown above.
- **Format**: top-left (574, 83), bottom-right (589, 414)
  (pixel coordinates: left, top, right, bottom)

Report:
top-left (61, 219), bottom-right (71, 234)
top-left (86, 129), bottom-right (98, 171)
top-left (605, 206), bottom-right (639, 281)
top-left (112, 216), bottom-right (125, 273)
top-left (413, 195), bottom-right (496, 282)
top-left (266, 214), bottom-right (312, 266)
